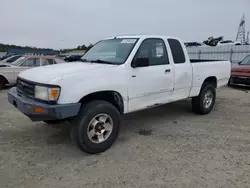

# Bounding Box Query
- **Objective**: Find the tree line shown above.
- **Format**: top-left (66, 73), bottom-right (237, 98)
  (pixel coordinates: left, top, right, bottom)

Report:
top-left (0, 43), bottom-right (94, 53)
top-left (60, 44), bottom-right (94, 53)
top-left (0, 43), bottom-right (53, 52)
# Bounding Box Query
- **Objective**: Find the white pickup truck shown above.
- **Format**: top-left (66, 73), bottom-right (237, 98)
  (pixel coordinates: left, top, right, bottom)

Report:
top-left (8, 35), bottom-right (231, 154)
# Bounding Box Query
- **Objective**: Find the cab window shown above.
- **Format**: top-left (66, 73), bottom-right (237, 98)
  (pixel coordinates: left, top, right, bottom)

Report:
top-left (168, 39), bottom-right (186, 64)
top-left (134, 38), bottom-right (169, 66)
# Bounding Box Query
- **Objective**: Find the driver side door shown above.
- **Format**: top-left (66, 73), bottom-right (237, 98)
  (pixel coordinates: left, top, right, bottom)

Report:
top-left (128, 38), bottom-right (174, 112)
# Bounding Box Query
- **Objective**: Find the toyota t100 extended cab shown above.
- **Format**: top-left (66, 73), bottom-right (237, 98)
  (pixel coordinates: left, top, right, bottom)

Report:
top-left (8, 35), bottom-right (231, 154)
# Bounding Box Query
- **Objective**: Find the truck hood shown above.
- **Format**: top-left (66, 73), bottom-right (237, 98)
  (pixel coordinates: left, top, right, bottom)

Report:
top-left (232, 65), bottom-right (250, 72)
top-left (18, 62), bottom-right (117, 84)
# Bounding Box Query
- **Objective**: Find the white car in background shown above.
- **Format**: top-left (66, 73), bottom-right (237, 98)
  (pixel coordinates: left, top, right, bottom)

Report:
top-left (0, 55), bottom-right (65, 89)
top-left (0, 55), bottom-right (23, 64)
top-left (217, 40), bottom-right (241, 46)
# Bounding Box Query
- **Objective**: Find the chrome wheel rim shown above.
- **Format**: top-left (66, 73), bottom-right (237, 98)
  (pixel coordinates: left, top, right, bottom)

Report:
top-left (87, 114), bottom-right (113, 144)
top-left (203, 90), bottom-right (213, 109)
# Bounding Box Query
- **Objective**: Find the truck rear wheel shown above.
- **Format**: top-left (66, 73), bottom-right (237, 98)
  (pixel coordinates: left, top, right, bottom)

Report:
top-left (71, 100), bottom-right (120, 154)
top-left (192, 83), bottom-right (216, 115)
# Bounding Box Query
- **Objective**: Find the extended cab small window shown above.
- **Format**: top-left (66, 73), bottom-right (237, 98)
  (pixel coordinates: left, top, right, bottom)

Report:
top-left (168, 39), bottom-right (186, 64)
top-left (135, 38), bottom-right (169, 66)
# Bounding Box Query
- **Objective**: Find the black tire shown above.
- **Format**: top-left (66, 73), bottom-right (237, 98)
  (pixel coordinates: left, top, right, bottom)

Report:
top-left (71, 100), bottom-right (120, 154)
top-left (192, 83), bottom-right (216, 115)
top-left (227, 77), bottom-right (232, 86)
top-left (43, 120), bottom-right (64, 124)
top-left (0, 77), bottom-right (5, 90)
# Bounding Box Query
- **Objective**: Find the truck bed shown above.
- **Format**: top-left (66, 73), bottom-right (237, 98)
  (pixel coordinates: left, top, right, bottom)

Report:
top-left (189, 60), bottom-right (231, 97)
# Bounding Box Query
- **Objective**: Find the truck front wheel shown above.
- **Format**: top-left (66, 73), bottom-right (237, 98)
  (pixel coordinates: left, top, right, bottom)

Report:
top-left (71, 100), bottom-right (120, 154)
top-left (192, 83), bottom-right (216, 115)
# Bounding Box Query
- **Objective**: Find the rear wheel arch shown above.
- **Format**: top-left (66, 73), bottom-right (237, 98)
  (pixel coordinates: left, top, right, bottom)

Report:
top-left (202, 76), bottom-right (217, 89)
top-left (78, 90), bottom-right (125, 114)
top-left (194, 76), bottom-right (217, 96)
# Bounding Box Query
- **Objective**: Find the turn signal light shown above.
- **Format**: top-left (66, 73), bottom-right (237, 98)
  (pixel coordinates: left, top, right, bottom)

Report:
top-left (50, 88), bottom-right (60, 100)
top-left (34, 107), bottom-right (45, 113)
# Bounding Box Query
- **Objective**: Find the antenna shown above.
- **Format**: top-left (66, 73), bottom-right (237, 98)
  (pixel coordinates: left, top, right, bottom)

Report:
top-left (236, 14), bottom-right (246, 44)
top-left (246, 31), bottom-right (249, 44)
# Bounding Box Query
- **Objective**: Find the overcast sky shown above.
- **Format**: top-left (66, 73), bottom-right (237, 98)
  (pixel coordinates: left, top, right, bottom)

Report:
top-left (0, 0), bottom-right (250, 49)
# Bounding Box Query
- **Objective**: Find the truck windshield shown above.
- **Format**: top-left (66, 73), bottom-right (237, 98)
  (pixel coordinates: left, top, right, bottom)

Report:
top-left (240, 55), bottom-right (250, 65)
top-left (81, 38), bottom-right (138, 64)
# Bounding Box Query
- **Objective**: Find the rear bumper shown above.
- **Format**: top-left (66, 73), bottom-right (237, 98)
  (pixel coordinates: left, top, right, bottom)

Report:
top-left (8, 87), bottom-right (81, 121)
top-left (230, 76), bottom-right (250, 87)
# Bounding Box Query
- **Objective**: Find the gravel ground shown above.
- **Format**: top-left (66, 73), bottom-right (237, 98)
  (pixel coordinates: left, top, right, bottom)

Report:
top-left (0, 86), bottom-right (250, 188)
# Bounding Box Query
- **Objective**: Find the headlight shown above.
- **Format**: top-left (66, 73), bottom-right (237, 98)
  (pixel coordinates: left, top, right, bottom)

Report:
top-left (35, 85), bottom-right (60, 101)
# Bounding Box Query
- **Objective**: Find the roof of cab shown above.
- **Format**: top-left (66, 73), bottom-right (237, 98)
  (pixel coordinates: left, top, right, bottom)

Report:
top-left (105, 35), bottom-right (180, 40)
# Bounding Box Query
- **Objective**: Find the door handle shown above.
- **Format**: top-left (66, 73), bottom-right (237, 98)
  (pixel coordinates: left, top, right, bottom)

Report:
top-left (165, 69), bottom-right (171, 73)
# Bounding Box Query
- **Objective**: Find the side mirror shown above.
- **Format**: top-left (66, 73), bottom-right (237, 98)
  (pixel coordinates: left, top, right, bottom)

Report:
top-left (132, 57), bottom-right (149, 68)
top-left (238, 61), bottom-right (241, 65)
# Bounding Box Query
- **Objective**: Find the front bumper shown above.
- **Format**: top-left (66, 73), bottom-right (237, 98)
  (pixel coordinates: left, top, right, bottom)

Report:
top-left (230, 76), bottom-right (250, 87)
top-left (8, 87), bottom-right (81, 122)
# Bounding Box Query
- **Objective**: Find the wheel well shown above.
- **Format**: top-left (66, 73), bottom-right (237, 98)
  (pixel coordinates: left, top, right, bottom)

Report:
top-left (79, 91), bottom-right (124, 114)
top-left (0, 75), bottom-right (9, 84)
top-left (203, 76), bottom-right (217, 88)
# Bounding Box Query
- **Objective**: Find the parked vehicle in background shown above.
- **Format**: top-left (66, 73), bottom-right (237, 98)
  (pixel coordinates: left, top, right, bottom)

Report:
top-left (184, 42), bottom-right (202, 47)
top-left (229, 55), bottom-right (250, 86)
top-left (0, 53), bottom-right (20, 60)
top-left (56, 54), bottom-right (68, 59)
top-left (217, 40), bottom-right (241, 46)
top-left (64, 54), bottom-right (83, 62)
top-left (0, 52), bottom-right (7, 59)
top-left (0, 55), bottom-right (65, 89)
top-left (8, 35), bottom-right (231, 154)
top-left (0, 54), bottom-right (12, 61)
top-left (0, 55), bottom-right (23, 64)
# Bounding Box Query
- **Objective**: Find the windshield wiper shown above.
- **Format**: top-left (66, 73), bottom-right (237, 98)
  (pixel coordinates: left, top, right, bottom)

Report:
top-left (89, 59), bottom-right (117, 65)
top-left (79, 58), bottom-right (117, 65)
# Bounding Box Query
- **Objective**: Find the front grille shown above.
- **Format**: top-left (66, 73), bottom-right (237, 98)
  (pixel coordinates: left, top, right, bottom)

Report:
top-left (16, 78), bottom-right (35, 98)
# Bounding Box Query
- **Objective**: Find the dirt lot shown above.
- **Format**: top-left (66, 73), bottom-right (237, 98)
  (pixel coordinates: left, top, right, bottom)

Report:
top-left (0, 86), bottom-right (250, 188)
